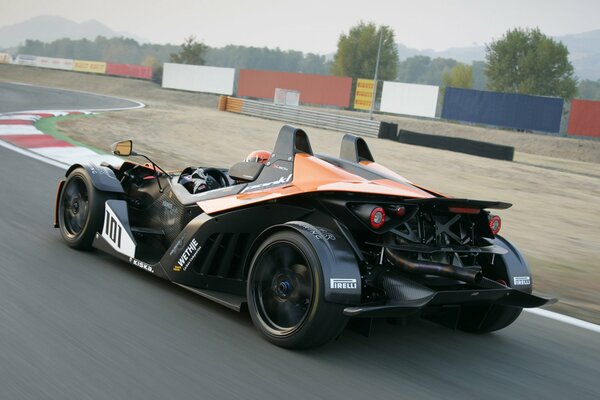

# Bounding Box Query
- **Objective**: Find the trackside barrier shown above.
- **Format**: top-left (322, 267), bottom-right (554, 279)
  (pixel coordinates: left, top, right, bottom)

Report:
top-left (162, 63), bottom-right (235, 95)
top-left (106, 63), bottom-right (152, 80)
top-left (73, 60), bottom-right (107, 74)
top-left (397, 129), bottom-right (515, 161)
top-left (567, 99), bottom-right (600, 138)
top-left (237, 69), bottom-right (353, 108)
top-left (224, 97), bottom-right (381, 137)
top-left (442, 88), bottom-right (564, 133)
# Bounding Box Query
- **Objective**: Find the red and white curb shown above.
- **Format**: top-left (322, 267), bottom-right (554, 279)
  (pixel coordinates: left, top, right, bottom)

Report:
top-left (0, 111), bottom-right (122, 168)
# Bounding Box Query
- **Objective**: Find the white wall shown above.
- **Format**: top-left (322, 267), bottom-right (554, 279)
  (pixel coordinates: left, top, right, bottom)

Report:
top-left (380, 82), bottom-right (439, 118)
top-left (35, 56), bottom-right (74, 71)
top-left (15, 54), bottom-right (38, 66)
top-left (162, 63), bottom-right (235, 95)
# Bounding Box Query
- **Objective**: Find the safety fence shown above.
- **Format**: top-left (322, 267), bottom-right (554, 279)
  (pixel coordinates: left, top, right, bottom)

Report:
top-left (222, 96), bottom-right (381, 137)
top-left (12, 54), bottom-right (152, 80)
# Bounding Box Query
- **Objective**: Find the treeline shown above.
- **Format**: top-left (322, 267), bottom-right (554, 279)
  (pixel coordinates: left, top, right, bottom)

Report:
top-left (17, 37), bottom-right (330, 74)
top-left (396, 55), bottom-right (487, 90)
top-left (577, 79), bottom-right (600, 100)
top-left (18, 37), bottom-right (178, 67)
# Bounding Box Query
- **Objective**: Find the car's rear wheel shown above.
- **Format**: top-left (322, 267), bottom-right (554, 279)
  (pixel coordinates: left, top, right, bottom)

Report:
top-left (247, 230), bottom-right (348, 349)
top-left (457, 304), bottom-right (523, 333)
top-left (58, 168), bottom-right (107, 250)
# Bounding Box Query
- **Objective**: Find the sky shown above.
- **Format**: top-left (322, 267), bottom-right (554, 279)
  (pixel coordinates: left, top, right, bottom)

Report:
top-left (2, 0), bottom-right (600, 54)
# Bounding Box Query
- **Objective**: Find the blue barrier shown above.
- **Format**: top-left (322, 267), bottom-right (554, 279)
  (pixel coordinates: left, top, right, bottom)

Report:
top-left (441, 88), bottom-right (564, 133)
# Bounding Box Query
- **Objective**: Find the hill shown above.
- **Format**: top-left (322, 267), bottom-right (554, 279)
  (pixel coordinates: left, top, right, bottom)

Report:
top-left (0, 15), bottom-right (145, 49)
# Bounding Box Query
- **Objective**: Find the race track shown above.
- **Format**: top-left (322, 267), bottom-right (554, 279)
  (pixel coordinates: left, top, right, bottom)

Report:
top-left (0, 85), bottom-right (598, 400)
top-left (0, 82), bottom-right (141, 112)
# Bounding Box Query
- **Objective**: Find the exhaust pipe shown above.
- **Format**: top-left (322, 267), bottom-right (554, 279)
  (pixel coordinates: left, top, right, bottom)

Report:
top-left (384, 248), bottom-right (482, 285)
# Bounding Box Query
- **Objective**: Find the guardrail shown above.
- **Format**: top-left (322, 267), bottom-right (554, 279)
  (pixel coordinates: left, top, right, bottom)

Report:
top-left (223, 97), bottom-right (381, 137)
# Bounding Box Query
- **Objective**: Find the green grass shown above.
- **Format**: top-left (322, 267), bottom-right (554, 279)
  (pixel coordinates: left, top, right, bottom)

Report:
top-left (34, 114), bottom-right (104, 154)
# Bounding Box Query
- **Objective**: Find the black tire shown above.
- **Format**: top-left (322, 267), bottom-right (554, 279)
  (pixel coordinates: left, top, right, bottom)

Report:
top-left (247, 230), bottom-right (348, 349)
top-left (58, 168), bottom-right (108, 250)
top-left (457, 304), bottom-right (523, 333)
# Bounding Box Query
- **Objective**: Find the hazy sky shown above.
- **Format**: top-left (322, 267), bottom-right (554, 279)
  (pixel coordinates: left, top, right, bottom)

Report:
top-left (3, 0), bottom-right (600, 53)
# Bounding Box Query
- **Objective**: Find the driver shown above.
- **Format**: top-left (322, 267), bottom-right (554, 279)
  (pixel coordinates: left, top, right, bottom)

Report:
top-left (245, 150), bottom-right (271, 165)
top-left (179, 167), bottom-right (220, 194)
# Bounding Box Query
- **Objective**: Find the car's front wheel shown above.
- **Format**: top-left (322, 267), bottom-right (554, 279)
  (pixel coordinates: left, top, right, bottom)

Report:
top-left (247, 230), bottom-right (348, 349)
top-left (58, 168), bottom-right (107, 250)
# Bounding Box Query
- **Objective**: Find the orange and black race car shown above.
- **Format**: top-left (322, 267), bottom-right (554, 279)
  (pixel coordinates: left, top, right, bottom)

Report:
top-left (54, 125), bottom-right (555, 348)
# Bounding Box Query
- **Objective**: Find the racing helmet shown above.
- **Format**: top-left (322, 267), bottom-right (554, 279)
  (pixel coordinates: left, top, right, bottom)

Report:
top-left (245, 150), bottom-right (271, 165)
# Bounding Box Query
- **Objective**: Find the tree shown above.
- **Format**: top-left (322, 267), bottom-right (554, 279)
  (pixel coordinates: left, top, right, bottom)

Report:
top-left (397, 55), bottom-right (457, 85)
top-left (331, 22), bottom-right (398, 80)
top-left (471, 61), bottom-right (487, 90)
top-left (577, 79), bottom-right (600, 100)
top-left (485, 27), bottom-right (577, 99)
top-left (170, 36), bottom-right (207, 65)
top-left (442, 63), bottom-right (473, 88)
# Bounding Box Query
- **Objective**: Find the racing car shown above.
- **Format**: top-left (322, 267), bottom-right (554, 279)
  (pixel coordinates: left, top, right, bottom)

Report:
top-left (54, 125), bottom-right (555, 348)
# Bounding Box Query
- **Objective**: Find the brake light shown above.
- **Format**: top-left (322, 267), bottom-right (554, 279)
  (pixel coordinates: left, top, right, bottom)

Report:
top-left (370, 207), bottom-right (386, 229)
top-left (489, 215), bottom-right (501, 235)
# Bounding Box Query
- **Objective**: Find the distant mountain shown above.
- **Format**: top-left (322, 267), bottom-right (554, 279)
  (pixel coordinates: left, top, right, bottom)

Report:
top-left (0, 15), bottom-right (147, 49)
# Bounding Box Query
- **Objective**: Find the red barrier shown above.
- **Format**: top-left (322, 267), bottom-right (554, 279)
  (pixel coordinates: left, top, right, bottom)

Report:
top-left (237, 70), bottom-right (352, 108)
top-left (105, 63), bottom-right (152, 80)
top-left (567, 99), bottom-right (600, 138)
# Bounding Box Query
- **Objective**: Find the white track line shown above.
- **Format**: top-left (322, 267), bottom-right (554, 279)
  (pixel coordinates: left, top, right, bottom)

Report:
top-left (524, 309), bottom-right (600, 333)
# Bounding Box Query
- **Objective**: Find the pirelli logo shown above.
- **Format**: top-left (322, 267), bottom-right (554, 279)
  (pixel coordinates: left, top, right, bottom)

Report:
top-left (513, 276), bottom-right (531, 286)
top-left (330, 278), bottom-right (357, 289)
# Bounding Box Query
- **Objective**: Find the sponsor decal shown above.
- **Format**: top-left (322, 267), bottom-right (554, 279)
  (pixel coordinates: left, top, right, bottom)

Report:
top-left (330, 278), bottom-right (357, 289)
top-left (296, 223), bottom-right (335, 241)
top-left (102, 203), bottom-right (136, 257)
top-left (89, 165), bottom-right (110, 176)
top-left (129, 257), bottom-right (154, 274)
top-left (513, 276), bottom-right (531, 286)
top-left (271, 163), bottom-right (289, 171)
top-left (177, 238), bottom-right (201, 271)
top-left (241, 174), bottom-right (292, 193)
top-left (173, 265), bottom-right (182, 272)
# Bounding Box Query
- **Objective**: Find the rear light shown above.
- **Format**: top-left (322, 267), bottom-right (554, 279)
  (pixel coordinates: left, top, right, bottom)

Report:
top-left (369, 207), bottom-right (386, 229)
top-left (489, 214), bottom-right (501, 235)
top-left (449, 207), bottom-right (480, 214)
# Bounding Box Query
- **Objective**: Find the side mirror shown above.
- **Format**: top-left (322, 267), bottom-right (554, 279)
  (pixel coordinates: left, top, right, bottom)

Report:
top-left (111, 140), bottom-right (133, 156)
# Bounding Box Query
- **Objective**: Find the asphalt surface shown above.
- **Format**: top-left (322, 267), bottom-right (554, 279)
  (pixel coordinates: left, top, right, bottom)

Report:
top-left (0, 82), bottom-right (140, 113)
top-left (0, 86), bottom-right (599, 400)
